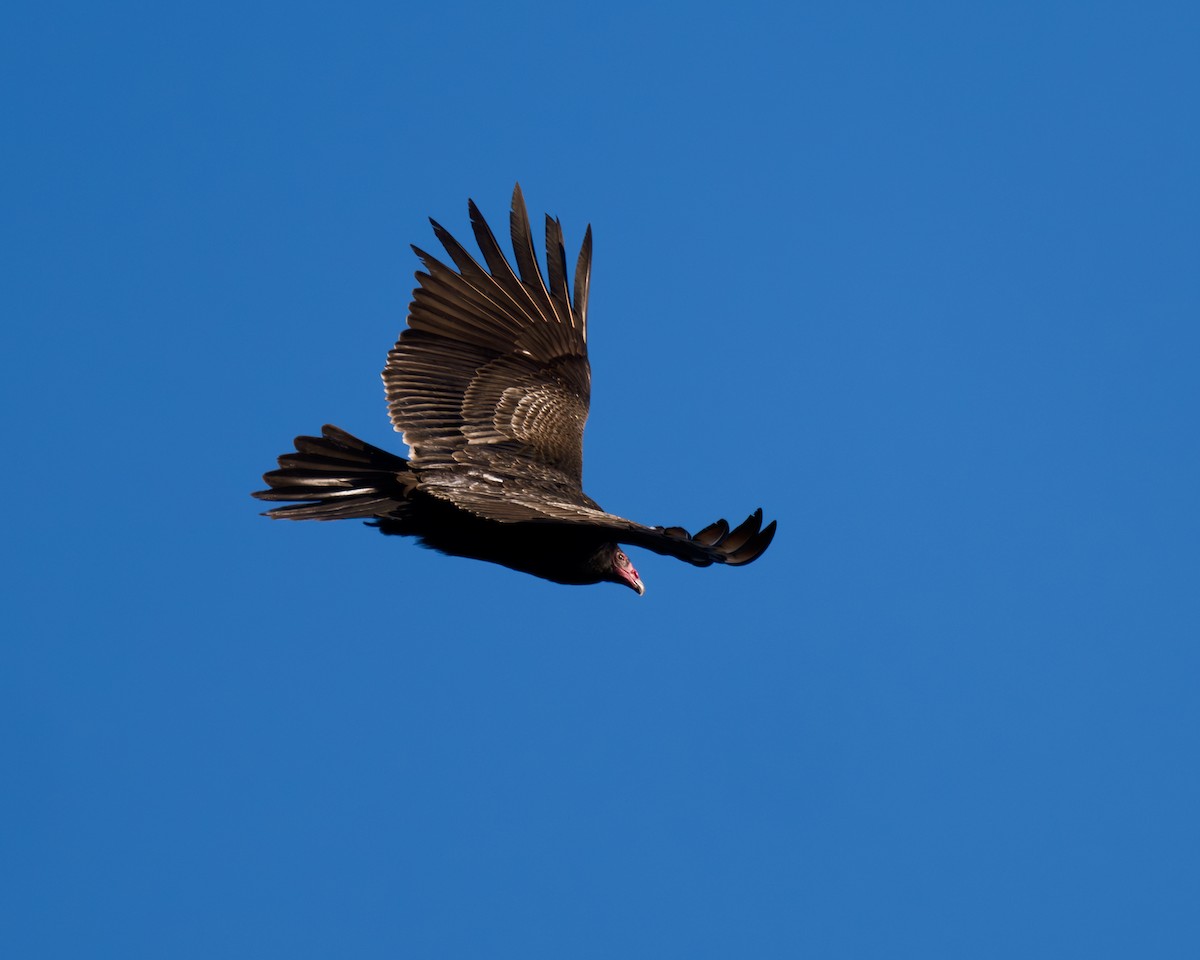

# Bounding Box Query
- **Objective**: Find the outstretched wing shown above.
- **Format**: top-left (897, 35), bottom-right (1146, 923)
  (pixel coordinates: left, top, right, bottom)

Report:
top-left (384, 184), bottom-right (593, 489)
top-left (422, 479), bottom-right (777, 567)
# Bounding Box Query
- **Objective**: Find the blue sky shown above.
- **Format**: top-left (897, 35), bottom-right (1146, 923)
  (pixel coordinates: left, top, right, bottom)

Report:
top-left (4, 1), bottom-right (1198, 956)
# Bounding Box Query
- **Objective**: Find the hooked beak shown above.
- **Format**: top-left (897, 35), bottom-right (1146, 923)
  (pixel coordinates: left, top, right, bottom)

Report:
top-left (620, 568), bottom-right (645, 596)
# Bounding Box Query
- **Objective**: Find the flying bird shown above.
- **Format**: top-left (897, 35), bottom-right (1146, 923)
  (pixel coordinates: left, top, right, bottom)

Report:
top-left (253, 186), bottom-right (776, 594)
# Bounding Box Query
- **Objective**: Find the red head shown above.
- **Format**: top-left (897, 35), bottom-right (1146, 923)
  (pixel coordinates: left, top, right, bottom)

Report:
top-left (610, 547), bottom-right (644, 596)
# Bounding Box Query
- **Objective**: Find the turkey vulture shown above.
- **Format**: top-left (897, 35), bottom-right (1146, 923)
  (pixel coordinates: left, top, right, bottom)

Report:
top-left (253, 186), bottom-right (775, 594)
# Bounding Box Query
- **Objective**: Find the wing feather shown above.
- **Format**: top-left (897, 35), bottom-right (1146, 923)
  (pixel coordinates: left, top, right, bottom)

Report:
top-left (692, 519), bottom-right (729, 546)
top-left (573, 225), bottom-right (592, 337)
top-left (545, 216), bottom-right (571, 313)
top-left (508, 184), bottom-right (568, 327)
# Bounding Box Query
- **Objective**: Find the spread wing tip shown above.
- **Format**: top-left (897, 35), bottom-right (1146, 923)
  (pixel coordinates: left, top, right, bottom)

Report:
top-left (648, 508), bottom-right (776, 567)
top-left (725, 517), bottom-right (777, 566)
top-left (697, 508), bottom-right (775, 566)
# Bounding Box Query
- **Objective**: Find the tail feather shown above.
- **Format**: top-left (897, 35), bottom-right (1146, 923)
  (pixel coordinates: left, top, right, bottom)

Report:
top-left (253, 424), bottom-right (416, 521)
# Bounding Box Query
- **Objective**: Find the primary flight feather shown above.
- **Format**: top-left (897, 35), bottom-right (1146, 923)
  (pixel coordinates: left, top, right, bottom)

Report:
top-left (253, 186), bottom-right (776, 594)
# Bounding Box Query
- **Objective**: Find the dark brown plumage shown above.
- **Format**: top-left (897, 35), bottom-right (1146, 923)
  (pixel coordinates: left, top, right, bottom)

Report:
top-left (253, 186), bottom-right (776, 594)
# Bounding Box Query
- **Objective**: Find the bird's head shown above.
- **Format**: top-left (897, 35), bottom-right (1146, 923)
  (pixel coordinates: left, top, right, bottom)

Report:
top-left (608, 546), bottom-right (645, 596)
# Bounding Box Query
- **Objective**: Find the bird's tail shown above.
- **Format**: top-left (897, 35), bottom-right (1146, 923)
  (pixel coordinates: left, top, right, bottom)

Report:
top-left (252, 424), bottom-right (416, 521)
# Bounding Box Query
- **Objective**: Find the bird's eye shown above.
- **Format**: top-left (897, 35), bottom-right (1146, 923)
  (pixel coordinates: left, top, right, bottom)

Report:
top-left (616, 551), bottom-right (626, 563)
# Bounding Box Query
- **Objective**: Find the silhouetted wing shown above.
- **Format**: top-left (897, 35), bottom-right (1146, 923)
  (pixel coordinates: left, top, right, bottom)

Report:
top-left (629, 509), bottom-right (777, 566)
top-left (384, 184), bottom-right (592, 489)
top-left (423, 481), bottom-right (777, 567)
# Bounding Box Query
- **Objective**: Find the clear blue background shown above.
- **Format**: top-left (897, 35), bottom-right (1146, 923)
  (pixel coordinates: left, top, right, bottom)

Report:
top-left (4, 2), bottom-right (1198, 956)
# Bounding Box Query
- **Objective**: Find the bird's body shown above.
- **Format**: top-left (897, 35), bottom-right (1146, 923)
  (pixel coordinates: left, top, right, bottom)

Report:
top-left (254, 187), bottom-right (775, 594)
